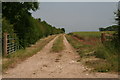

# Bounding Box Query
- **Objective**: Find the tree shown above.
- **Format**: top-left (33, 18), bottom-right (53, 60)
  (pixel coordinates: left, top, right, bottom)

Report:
top-left (2, 2), bottom-right (39, 48)
top-left (99, 28), bottom-right (105, 31)
top-left (115, 1), bottom-right (120, 41)
top-left (2, 2), bottom-right (39, 24)
top-left (115, 10), bottom-right (120, 41)
top-left (61, 28), bottom-right (65, 33)
top-left (2, 18), bottom-right (14, 34)
top-left (2, 2), bottom-right (65, 48)
top-left (99, 25), bottom-right (119, 31)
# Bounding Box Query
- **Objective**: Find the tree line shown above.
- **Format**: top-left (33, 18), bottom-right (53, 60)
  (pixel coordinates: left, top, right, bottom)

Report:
top-left (2, 2), bottom-right (65, 48)
top-left (99, 25), bottom-right (119, 31)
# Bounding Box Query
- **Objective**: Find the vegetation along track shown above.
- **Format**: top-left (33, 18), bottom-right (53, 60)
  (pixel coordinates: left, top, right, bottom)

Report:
top-left (51, 34), bottom-right (64, 52)
top-left (3, 34), bottom-right (118, 78)
top-left (2, 35), bottom-right (57, 72)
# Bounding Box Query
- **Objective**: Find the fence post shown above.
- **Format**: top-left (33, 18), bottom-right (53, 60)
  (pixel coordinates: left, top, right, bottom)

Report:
top-left (3, 33), bottom-right (8, 56)
top-left (101, 33), bottom-right (106, 43)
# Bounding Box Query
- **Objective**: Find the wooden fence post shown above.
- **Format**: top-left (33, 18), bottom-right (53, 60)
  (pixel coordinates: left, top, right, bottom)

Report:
top-left (3, 33), bottom-right (8, 56)
top-left (101, 33), bottom-right (106, 43)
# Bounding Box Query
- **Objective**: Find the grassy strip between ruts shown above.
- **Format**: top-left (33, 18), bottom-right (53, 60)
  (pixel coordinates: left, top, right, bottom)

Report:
top-left (2, 35), bottom-right (57, 72)
top-left (51, 34), bottom-right (64, 53)
top-left (65, 34), bottom-right (118, 73)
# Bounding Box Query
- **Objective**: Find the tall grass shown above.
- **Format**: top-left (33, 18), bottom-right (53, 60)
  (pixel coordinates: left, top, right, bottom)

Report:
top-left (94, 42), bottom-right (118, 72)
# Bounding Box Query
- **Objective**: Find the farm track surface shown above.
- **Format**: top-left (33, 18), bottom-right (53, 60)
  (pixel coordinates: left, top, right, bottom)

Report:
top-left (3, 34), bottom-right (118, 78)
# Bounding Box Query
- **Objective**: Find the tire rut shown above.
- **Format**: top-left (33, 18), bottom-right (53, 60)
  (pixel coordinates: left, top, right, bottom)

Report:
top-left (3, 34), bottom-right (118, 78)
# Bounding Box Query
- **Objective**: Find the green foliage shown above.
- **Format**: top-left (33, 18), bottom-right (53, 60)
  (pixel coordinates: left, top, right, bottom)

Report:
top-left (2, 2), bottom-right (40, 48)
top-left (2, 2), bottom-right (65, 48)
top-left (115, 8), bottom-right (120, 42)
top-left (14, 14), bottom-right (65, 48)
top-left (2, 18), bottom-right (14, 34)
top-left (94, 42), bottom-right (119, 72)
top-left (95, 46), bottom-right (108, 59)
top-left (2, 2), bottom-right (39, 24)
top-left (14, 14), bottom-right (40, 47)
top-left (99, 25), bottom-right (119, 31)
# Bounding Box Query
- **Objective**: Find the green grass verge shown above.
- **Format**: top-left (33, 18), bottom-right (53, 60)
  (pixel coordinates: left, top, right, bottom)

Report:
top-left (51, 35), bottom-right (64, 52)
top-left (65, 35), bottom-right (93, 58)
top-left (65, 34), bottom-right (119, 73)
top-left (2, 35), bottom-right (56, 72)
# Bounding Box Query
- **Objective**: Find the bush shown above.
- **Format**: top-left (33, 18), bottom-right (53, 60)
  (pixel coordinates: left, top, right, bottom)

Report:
top-left (2, 18), bottom-right (14, 34)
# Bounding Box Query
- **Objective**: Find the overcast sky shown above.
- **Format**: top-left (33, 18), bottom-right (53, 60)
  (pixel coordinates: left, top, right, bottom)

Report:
top-left (32, 2), bottom-right (118, 33)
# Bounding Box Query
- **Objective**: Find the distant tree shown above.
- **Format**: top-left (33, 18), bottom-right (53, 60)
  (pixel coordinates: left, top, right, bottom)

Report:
top-left (99, 25), bottom-right (119, 31)
top-left (61, 28), bottom-right (65, 33)
top-left (99, 28), bottom-right (105, 31)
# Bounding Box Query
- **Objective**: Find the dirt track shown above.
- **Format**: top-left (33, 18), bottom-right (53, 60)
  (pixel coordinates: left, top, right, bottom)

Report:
top-left (3, 35), bottom-right (118, 78)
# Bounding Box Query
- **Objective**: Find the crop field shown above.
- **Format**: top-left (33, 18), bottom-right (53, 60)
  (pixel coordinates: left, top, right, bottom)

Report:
top-left (73, 31), bottom-right (101, 38)
top-left (72, 31), bottom-right (116, 38)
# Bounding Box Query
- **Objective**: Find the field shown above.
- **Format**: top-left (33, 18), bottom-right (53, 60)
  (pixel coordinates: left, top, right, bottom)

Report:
top-left (72, 31), bottom-right (101, 38)
top-left (66, 31), bottom-right (119, 72)
top-left (71, 31), bottom-right (115, 39)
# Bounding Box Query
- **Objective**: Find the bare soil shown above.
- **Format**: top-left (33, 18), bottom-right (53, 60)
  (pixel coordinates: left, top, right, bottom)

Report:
top-left (72, 35), bottom-right (99, 45)
top-left (3, 35), bottom-right (118, 78)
